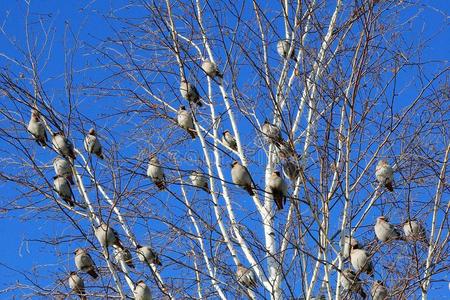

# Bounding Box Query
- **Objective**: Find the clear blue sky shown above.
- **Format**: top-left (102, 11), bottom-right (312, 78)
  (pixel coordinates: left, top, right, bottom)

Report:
top-left (0, 1), bottom-right (449, 299)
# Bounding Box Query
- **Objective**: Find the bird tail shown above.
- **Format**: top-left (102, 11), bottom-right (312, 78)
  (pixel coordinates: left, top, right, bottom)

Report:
top-left (274, 192), bottom-right (284, 210)
top-left (188, 129), bottom-right (197, 139)
top-left (202, 185), bottom-right (211, 194)
top-left (87, 268), bottom-right (98, 279)
top-left (114, 239), bottom-right (125, 250)
top-left (155, 180), bottom-right (166, 190)
top-left (245, 185), bottom-right (255, 196)
top-left (385, 181), bottom-right (394, 192)
top-left (127, 261), bottom-right (135, 269)
top-left (359, 289), bottom-right (367, 299)
top-left (64, 196), bottom-right (75, 207)
top-left (98, 152), bottom-right (104, 160)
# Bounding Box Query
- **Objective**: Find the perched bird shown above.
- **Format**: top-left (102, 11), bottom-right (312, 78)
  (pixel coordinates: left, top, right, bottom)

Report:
top-left (54, 175), bottom-right (74, 207)
top-left (53, 156), bottom-right (74, 185)
top-left (267, 171), bottom-right (288, 210)
top-left (94, 222), bottom-right (124, 250)
top-left (340, 269), bottom-right (366, 299)
top-left (114, 248), bottom-right (135, 269)
top-left (201, 60), bottom-right (222, 79)
top-left (236, 263), bottom-right (257, 289)
top-left (231, 161), bottom-right (255, 196)
top-left (375, 160), bottom-right (394, 192)
top-left (74, 248), bottom-right (98, 279)
top-left (282, 158), bottom-right (301, 181)
top-left (136, 245), bottom-right (162, 266)
top-left (403, 220), bottom-right (427, 244)
top-left (375, 216), bottom-right (402, 242)
top-left (262, 119), bottom-right (282, 144)
top-left (350, 246), bottom-right (374, 276)
top-left (341, 235), bottom-right (360, 259)
top-left (52, 132), bottom-right (76, 159)
top-left (147, 155), bottom-right (166, 190)
top-left (27, 109), bottom-right (48, 147)
top-left (84, 128), bottom-right (104, 159)
top-left (134, 280), bottom-right (152, 300)
top-left (68, 271), bottom-right (87, 300)
top-left (277, 40), bottom-right (297, 62)
top-left (177, 106), bottom-right (197, 139)
top-left (189, 170), bottom-right (210, 194)
top-left (222, 130), bottom-right (237, 151)
top-left (371, 280), bottom-right (388, 300)
top-left (180, 80), bottom-right (202, 107)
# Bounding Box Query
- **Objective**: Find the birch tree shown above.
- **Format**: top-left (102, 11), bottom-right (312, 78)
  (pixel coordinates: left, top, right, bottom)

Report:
top-left (0, 0), bottom-right (448, 299)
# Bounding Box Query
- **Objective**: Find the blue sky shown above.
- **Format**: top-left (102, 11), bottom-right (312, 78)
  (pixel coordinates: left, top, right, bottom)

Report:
top-left (0, 0), bottom-right (449, 299)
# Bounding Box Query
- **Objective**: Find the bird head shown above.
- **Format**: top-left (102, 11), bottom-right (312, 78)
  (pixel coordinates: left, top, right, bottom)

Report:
top-left (231, 161), bottom-right (238, 167)
top-left (223, 130), bottom-right (229, 136)
top-left (180, 105), bottom-right (186, 110)
top-left (136, 244), bottom-right (143, 249)
top-left (377, 216), bottom-right (388, 223)
top-left (273, 171), bottom-right (281, 177)
top-left (74, 248), bottom-right (84, 255)
top-left (88, 128), bottom-right (96, 135)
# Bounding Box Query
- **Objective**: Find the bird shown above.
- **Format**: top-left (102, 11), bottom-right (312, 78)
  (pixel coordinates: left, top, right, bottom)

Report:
top-left (375, 160), bottom-right (394, 192)
top-left (53, 175), bottom-right (74, 207)
top-left (267, 171), bottom-right (288, 210)
top-left (262, 119), bottom-right (282, 144)
top-left (340, 269), bottom-right (366, 299)
top-left (147, 155), bottom-right (166, 190)
top-left (134, 280), bottom-right (152, 300)
top-left (84, 128), bottom-right (104, 159)
top-left (189, 170), bottom-right (210, 194)
top-left (74, 248), bottom-right (98, 279)
top-left (177, 106), bottom-right (197, 139)
top-left (94, 222), bottom-right (124, 250)
top-left (282, 158), bottom-right (301, 181)
top-left (236, 263), bottom-right (257, 289)
top-left (52, 132), bottom-right (76, 159)
top-left (27, 109), bottom-right (48, 147)
top-left (277, 39), bottom-right (297, 62)
top-left (180, 79), bottom-right (202, 107)
top-left (341, 235), bottom-right (360, 259)
top-left (201, 60), bottom-right (222, 79)
top-left (350, 245), bottom-right (374, 276)
top-left (114, 248), bottom-right (135, 269)
top-left (403, 220), bottom-right (427, 244)
top-left (68, 271), bottom-right (87, 300)
top-left (231, 161), bottom-right (255, 196)
top-left (371, 280), bottom-right (388, 300)
top-left (374, 216), bottom-right (402, 242)
top-left (222, 130), bottom-right (237, 151)
top-left (53, 156), bottom-right (74, 185)
top-left (136, 245), bottom-right (162, 266)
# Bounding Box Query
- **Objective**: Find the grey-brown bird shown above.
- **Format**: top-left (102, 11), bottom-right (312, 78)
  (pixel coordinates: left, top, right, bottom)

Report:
top-left (277, 40), bottom-right (297, 62)
top-left (53, 156), bottom-right (74, 185)
top-left (136, 245), bottom-right (162, 266)
top-left (350, 245), bottom-right (374, 276)
top-left (267, 171), bottom-right (288, 210)
top-left (282, 158), bottom-right (301, 181)
top-left (222, 130), bottom-right (237, 151)
top-left (84, 128), bottom-right (104, 159)
top-left (375, 216), bottom-right (402, 242)
top-left (376, 160), bottom-right (394, 192)
top-left (74, 248), bottom-right (98, 279)
top-left (236, 263), bottom-right (257, 289)
top-left (262, 119), bottom-right (282, 144)
top-left (340, 269), bottom-right (366, 299)
top-left (189, 170), bottom-right (210, 194)
top-left (68, 271), bottom-right (87, 300)
top-left (147, 155), bottom-right (166, 190)
top-left (202, 60), bottom-right (222, 79)
top-left (341, 235), bottom-right (359, 259)
top-left (231, 161), bottom-right (255, 196)
top-left (177, 106), bottom-right (197, 138)
top-left (134, 280), bottom-right (152, 300)
top-left (94, 222), bottom-right (124, 250)
top-left (27, 109), bottom-right (48, 147)
top-left (371, 280), bottom-right (388, 300)
top-left (54, 175), bottom-right (74, 207)
top-left (180, 79), bottom-right (202, 107)
top-left (52, 132), bottom-right (76, 159)
top-left (403, 220), bottom-right (428, 244)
